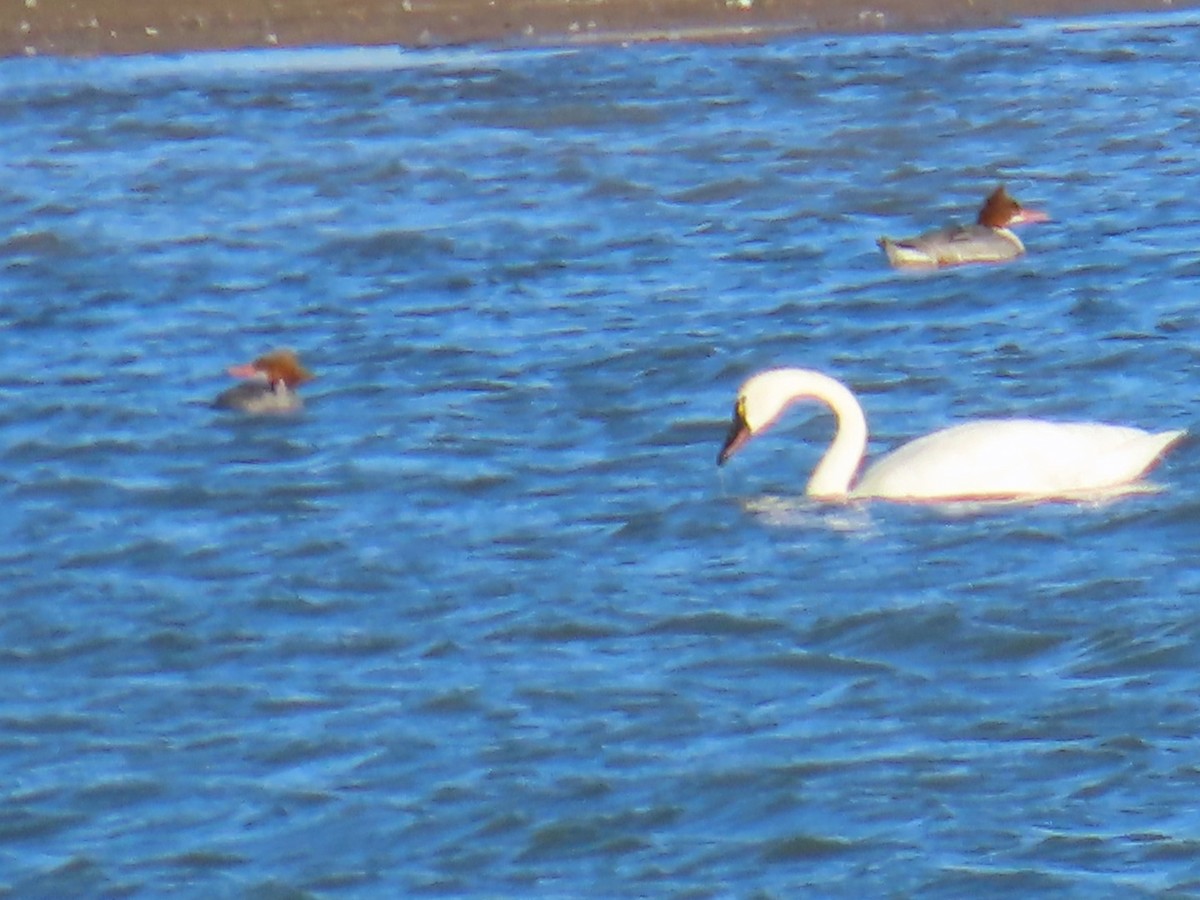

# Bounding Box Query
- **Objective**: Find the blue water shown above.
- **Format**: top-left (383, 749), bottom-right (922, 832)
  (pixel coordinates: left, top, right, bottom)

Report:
top-left (3, 12), bottom-right (1200, 896)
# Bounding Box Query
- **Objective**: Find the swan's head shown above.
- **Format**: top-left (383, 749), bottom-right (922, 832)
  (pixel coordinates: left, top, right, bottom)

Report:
top-left (717, 369), bottom-right (801, 466)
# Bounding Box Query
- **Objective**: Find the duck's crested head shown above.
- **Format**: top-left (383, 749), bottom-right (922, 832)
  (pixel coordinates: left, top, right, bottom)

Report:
top-left (235, 349), bottom-right (314, 388)
top-left (976, 185), bottom-right (1049, 229)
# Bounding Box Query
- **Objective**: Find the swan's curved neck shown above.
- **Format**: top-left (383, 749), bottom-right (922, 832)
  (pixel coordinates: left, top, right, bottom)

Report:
top-left (780, 370), bottom-right (869, 498)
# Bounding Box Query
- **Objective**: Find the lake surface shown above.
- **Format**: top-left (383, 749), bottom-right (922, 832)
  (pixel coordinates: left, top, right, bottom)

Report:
top-left (3, 12), bottom-right (1200, 896)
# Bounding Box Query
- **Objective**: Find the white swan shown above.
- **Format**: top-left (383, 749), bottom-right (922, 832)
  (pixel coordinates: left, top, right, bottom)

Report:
top-left (717, 368), bottom-right (1185, 501)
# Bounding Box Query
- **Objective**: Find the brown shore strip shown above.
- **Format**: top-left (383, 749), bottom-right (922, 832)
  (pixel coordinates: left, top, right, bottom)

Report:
top-left (3, 0), bottom-right (1196, 59)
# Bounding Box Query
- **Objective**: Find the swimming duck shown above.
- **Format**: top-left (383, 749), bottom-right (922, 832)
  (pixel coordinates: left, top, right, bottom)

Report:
top-left (213, 349), bottom-right (313, 414)
top-left (878, 185), bottom-right (1049, 268)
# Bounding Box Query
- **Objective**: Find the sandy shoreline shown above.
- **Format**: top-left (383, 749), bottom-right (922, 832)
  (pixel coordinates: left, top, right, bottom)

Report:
top-left (3, 0), bottom-right (1196, 59)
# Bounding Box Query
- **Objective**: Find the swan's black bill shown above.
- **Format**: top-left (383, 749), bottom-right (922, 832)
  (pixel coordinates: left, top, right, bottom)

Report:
top-left (718, 406), bottom-right (751, 466)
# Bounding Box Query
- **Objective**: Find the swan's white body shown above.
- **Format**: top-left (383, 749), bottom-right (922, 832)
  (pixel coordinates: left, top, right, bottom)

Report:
top-left (718, 368), bottom-right (1184, 502)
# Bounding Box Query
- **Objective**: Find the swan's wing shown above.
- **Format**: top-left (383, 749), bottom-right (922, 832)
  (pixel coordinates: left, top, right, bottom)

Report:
top-left (854, 420), bottom-right (1184, 500)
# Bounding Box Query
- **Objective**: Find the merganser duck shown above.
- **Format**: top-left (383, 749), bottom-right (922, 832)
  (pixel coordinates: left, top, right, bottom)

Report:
top-left (878, 185), bottom-right (1049, 268)
top-left (717, 368), bottom-right (1184, 502)
top-left (213, 349), bottom-right (313, 414)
